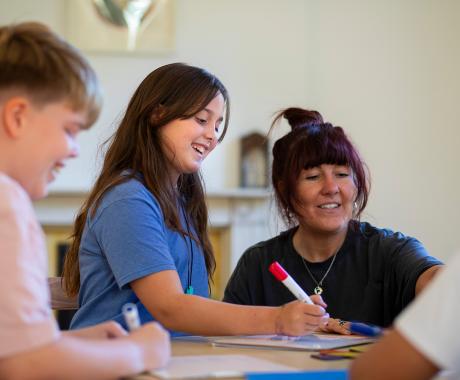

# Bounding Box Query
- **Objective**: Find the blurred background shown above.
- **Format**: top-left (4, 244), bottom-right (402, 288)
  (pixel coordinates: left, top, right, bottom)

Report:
top-left (2, 1), bottom-right (459, 299)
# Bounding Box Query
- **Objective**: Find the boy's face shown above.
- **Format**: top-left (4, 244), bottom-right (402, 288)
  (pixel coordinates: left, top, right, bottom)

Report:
top-left (17, 100), bottom-right (86, 200)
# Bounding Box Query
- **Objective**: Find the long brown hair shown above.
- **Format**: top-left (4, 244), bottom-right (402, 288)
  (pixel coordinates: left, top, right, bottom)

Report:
top-left (270, 107), bottom-right (369, 227)
top-left (62, 63), bottom-right (230, 296)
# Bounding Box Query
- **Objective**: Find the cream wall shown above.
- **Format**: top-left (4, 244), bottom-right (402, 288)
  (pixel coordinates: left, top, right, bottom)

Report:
top-left (304, 1), bottom-right (460, 261)
top-left (1, 0), bottom-right (459, 261)
top-left (0, 0), bottom-right (309, 194)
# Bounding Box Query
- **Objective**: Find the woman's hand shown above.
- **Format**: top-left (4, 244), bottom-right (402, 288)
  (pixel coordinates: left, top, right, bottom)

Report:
top-left (274, 298), bottom-right (329, 336)
top-left (319, 317), bottom-right (351, 335)
top-left (64, 320), bottom-right (128, 339)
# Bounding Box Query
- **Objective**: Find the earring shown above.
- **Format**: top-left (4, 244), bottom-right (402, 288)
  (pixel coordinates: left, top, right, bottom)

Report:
top-left (352, 201), bottom-right (358, 217)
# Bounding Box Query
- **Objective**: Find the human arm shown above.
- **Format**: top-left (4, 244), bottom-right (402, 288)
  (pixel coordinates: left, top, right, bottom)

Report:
top-left (0, 322), bottom-right (170, 380)
top-left (320, 264), bottom-right (442, 335)
top-left (321, 264), bottom-right (442, 335)
top-left (0, 180), bottom-right (170, 379)
top-left (131, 270), bottom-right (328, 336)
top-left (351, 252), bottom-right (460, 379)
top-left (92, 191), bottom-right (327, 336)
top-left (386, 234), bottom-right (442, 299)
top-left (318, 243), bottom-right (442, 335)
top-left (63, 320), bottom-right (127, 339)
top-left (349, 328), bottom-right (438, 380)
top-left (415, 264), bottom-right (442, 295)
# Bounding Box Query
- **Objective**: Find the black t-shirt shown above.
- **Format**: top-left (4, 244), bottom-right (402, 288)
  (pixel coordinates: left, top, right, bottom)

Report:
top-left (223, 222), bottom-right (442, 327)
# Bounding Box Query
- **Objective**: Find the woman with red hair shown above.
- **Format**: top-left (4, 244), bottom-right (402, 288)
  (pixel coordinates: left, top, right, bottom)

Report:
top-left (224, 107), bottom-right (442, 333)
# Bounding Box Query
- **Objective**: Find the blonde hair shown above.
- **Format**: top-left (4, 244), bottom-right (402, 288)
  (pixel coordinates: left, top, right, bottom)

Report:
top-left (0, 21), bottom-right (102, 127)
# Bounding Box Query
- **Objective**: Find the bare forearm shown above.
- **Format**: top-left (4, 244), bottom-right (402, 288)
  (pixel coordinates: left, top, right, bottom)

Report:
top-left (155, 294), bottom-right (278, 335)
top-left (0, 336), bottom-right (144, 380)
top-left (131, 271), bottom-right (325, 336)
top-left (415, 265), bottom-right (442, 295)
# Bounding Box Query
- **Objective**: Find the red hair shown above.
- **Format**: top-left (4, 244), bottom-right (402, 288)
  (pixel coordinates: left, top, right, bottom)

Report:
top-left (270, 107), bottom-right (370, 226)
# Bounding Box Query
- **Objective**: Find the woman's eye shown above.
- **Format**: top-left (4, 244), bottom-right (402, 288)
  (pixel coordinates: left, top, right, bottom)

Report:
top-left (337, 172), bottom-right (350, 178)
top-left (305, 175), bottom-right (319, 180)
top-left (196, 117), bottom-right (207, 125)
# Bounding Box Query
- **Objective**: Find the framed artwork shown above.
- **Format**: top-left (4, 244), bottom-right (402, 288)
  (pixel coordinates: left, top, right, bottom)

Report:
top-left (64, 0), bottom-right (175, 54)
top-left (240, 132), bottom-right (269, 188)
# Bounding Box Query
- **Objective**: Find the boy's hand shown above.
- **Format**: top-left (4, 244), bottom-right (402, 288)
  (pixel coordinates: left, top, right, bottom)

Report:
top-left (66, 321), bottom-right (128, 339)
top-left (128, 322), bottom-right (171, 370)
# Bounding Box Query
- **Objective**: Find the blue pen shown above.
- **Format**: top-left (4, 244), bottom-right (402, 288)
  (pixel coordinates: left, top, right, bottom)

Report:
top-left (349, 322), bottom-right (383, 337)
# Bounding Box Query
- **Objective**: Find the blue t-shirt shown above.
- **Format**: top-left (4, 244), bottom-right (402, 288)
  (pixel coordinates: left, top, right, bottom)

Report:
top-left (70, 177), bottom-right (209, 336)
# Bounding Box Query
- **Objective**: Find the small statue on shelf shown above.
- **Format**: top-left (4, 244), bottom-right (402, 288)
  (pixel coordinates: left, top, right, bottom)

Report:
top-left (240, 132), bottom-right (268, 188)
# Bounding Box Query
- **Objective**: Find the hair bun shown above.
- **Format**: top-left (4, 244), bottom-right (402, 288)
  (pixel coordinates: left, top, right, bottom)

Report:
top-left (282, 107), bottom-right (324, 131)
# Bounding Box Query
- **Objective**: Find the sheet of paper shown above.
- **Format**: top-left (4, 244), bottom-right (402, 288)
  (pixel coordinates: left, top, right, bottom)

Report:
top-left (211, 334), bottom-right (374, 351)
top-left (150, 354), bottom-right (297, 379)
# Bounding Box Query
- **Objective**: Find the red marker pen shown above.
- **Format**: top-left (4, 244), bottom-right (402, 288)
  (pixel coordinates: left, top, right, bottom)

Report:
top-left (269, 261), bottom-right (313, 305)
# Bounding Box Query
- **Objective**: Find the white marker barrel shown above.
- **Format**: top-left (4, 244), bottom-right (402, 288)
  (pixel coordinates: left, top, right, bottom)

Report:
top-left (122, 303), bottom-right (141, 331)
top-left (269, 261), bottom-right (313, 305)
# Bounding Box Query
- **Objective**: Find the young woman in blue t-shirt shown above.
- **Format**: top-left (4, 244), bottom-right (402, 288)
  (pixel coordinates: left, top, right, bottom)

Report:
top-left (62, 63), bottom-right (330, 337)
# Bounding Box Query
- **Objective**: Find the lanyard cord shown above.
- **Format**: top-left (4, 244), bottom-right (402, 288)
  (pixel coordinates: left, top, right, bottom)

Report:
top-left (181, 202), bottom-right (194, 295)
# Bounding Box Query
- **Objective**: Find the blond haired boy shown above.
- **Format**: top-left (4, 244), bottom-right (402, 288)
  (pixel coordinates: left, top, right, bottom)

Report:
top-left (0, 22), bottom-right (169, 379)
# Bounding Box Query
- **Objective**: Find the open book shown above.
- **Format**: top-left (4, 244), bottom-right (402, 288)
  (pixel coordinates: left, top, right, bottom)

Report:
top-left (210, 333), bottom-right (375, 351)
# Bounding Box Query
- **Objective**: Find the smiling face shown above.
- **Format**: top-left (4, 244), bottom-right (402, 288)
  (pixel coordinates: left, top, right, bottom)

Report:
top-left (9, 98), bottom-right (85, 200)
top-left (159, 93), bottom-right (225, 183)
top-left (294, 164), bottom-right (357, 235)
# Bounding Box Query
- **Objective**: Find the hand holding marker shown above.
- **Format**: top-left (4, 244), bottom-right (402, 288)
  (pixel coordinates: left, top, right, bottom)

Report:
top-left (269, 261), bottom-right (383, 339)
top-left (122, 303), bottom-right (141, 331)
top-left (270, 261), bottom-right (334, 332)
top-left (269, 261), bottom-right (314, 304)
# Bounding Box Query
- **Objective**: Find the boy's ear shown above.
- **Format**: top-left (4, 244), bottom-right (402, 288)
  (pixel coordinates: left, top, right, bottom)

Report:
top-left (1, 97), bottom-right (30, 138)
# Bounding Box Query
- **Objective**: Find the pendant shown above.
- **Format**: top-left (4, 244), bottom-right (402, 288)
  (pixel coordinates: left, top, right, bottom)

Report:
top-left (314, 286), bottom-right (323, 295)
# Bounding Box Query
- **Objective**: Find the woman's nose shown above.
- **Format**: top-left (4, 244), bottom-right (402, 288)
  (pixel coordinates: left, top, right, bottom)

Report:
top-left (322, 175), bottom-right (339, 194)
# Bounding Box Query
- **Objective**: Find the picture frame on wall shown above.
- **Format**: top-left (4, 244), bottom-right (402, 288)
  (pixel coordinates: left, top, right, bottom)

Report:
top-left (64, 0), bottom-right (175, 54)
top-left (240, 132), bottom-right (269, 188)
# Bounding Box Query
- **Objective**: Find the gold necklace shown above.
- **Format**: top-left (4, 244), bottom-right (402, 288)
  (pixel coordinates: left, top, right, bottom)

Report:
top-left (301, 252), bottom-right (338, 295)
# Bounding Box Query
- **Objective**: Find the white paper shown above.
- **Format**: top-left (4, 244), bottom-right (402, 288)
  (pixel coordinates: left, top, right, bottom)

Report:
top-left (211, 334), bottom-right (374, 351)
top-left (151, 354), bottom-right (296, 379)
